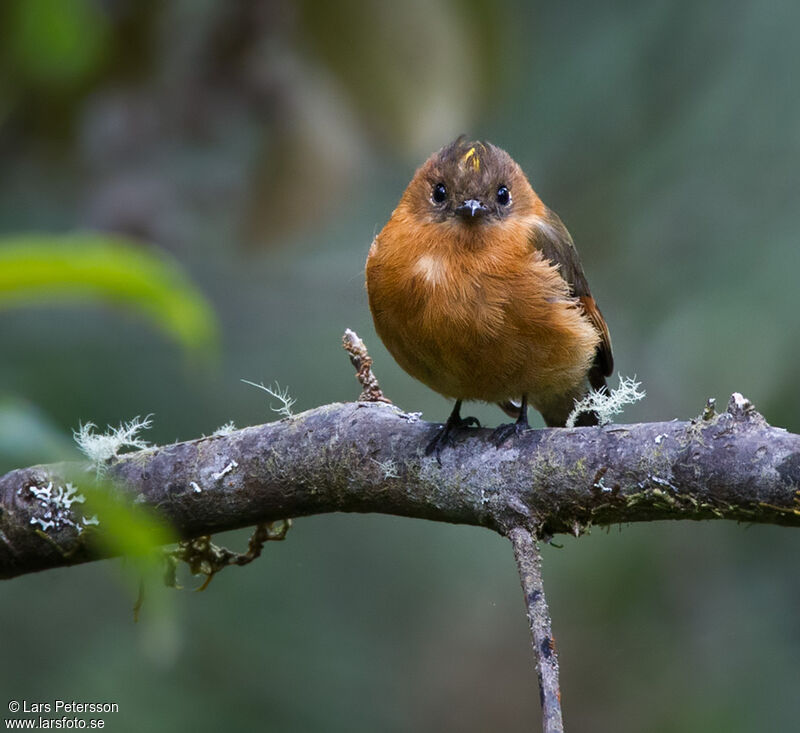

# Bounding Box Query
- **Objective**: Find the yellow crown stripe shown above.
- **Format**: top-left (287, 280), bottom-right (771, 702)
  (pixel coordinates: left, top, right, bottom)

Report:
top-left (462, 146), bottom-right (480, 171)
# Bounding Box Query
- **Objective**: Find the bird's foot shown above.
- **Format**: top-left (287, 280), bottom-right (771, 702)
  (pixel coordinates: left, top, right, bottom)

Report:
top-left (425, 415), bottom-right (481, 462)
top-left (490, 420), bottom-right (528, 448)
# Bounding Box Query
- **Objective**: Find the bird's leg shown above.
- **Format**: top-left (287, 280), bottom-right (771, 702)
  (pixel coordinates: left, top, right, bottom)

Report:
top-left (425, 399), bottom-right (481, 460)
top-left (490, 394), bottom-right (529, 447)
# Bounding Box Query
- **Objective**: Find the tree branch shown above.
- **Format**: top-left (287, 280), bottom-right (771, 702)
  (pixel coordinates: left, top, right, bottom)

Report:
top-left (510, 527), bottom-right (563, 733)
top-left (1, 391), bottom-right (799, 579)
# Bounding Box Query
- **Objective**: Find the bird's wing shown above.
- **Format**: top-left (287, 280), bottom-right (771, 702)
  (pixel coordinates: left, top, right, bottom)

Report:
top-left (529, 209), bottom-right (614, 388)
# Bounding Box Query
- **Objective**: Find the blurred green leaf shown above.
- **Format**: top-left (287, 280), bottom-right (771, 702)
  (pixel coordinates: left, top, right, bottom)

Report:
top-left (74, 470), bottom-right (178, 631)
top-left (6, 0), bottom-right (109, 88)
top-left (0, 233), bottom-right (219, 354)
top-left (77, 474), bottom-right (176, 562)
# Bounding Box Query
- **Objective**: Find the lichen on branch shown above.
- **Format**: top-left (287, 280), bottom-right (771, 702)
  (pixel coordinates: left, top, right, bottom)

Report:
top-left (0, 384), bottom-right (798, 581)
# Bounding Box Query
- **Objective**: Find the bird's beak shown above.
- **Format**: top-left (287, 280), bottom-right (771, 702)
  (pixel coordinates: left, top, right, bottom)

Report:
top-left (455, 199), bottom-right (488, 219)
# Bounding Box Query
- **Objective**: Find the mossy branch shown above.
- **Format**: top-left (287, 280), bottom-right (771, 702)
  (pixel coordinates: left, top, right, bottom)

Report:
top-left (1, 385), bottom-right (799, 580)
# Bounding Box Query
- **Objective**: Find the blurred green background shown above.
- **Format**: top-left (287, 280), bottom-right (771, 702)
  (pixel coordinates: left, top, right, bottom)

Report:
top-left (1, 1), bottom-right (799, 731)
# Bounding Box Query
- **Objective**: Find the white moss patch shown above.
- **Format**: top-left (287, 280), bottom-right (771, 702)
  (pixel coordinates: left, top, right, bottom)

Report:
top-left (241, 380), bottom-right (296, 419)
top-left (567, 376), bottom-right (646, 428)
top-left (74, 415), bottom-right (153, 475)
top-left (212, 460), bottom-right (238, 481)
top-left (27, 481), bottom-right (97, 534)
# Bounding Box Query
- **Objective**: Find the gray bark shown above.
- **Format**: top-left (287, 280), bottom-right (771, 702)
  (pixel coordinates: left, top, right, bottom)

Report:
top-left (1, 392), bottom-right (798, 580)
top-left (510, 527), bottom-right (564, 733)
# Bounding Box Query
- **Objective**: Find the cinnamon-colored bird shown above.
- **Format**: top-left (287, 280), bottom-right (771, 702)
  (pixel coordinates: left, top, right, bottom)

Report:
top-left (366, 138), bottom-right (613, 455)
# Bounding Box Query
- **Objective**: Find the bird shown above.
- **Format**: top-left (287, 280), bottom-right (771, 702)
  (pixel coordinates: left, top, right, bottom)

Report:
top-left (365, 137), bottom-right (613, 456)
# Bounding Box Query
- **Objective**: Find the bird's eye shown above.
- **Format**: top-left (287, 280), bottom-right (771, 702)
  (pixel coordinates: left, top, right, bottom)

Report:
top-left (496, 185), bottom-right (510, 206)
top-left (432, 183), bottom-right (447, 203)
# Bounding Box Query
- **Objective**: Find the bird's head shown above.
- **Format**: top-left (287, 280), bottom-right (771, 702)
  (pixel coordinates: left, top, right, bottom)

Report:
top-left (399, 137), bottom-right (540, 231)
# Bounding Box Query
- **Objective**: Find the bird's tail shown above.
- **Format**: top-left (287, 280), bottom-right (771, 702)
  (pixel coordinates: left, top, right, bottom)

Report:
top-left (588, 365), bottom-right (609, 394)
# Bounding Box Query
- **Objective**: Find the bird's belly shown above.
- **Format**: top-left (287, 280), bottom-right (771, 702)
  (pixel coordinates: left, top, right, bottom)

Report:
top-left (370, 265), bottom-right (597, 403)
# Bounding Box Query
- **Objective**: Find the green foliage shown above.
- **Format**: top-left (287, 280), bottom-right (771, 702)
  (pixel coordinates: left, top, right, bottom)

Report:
top-left (0, 233), bottom-right (219, 355)
top-left (77, 474), bottom-right (176, 563)
top-left (4, 0), bottom-right (109, 88)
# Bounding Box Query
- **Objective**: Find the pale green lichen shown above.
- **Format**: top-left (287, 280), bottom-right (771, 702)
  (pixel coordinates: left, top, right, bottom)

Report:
top-left (74, 415), bottom-right (153, 475)
top-left (566, 376), bottom-right (645, 428)
top-left (212, 421), bottom-right (237, 437)
top-left (28, 481), bottom-right (98, 534)
top-left (211, 460), bottom-right (238, 481)
top-left (372, 458), bottom-right (400, 479)
top-left (241, 379), bottom-right (296, 419)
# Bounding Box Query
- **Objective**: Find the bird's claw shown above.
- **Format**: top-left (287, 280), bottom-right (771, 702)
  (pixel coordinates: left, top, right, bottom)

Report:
top-left (425, 415), bottom-right (481, 462)
top-left (490, 421), bottom-right (527, 448)
top-left (424, 428), bottom-right (456, 461)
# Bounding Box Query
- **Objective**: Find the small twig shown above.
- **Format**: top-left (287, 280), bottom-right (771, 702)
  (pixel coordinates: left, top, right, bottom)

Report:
top-left (168, 519), bottom-right (292, 590)
top-left (342, 328), bottom-right (391, 403)
top-left (509, 527), bottom-right (564, 733)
